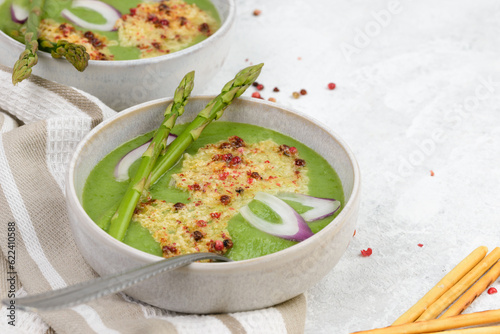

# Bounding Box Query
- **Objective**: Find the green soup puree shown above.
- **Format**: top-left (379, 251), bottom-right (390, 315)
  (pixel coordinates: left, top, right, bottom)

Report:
top-left (83, 122), bottom-right (344, 261)
top-left (1, 0), bottom-right (220, 60)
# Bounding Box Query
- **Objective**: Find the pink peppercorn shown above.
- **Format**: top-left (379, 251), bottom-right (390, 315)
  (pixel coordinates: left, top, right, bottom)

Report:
top-left (328, 82), bottom-right (336, 90)
top-left (257, 84), bottom-right (264, 91)
top-left (361, 248), bottom-right (372, 257)
top-left (251, 92), bottom-right (261, 99)
top-left (488, 287), bottom-right (498, 294)
top-left (215, 240), bottom-right (224, 251)
top-left (229, 156), bottom-right (242, 166)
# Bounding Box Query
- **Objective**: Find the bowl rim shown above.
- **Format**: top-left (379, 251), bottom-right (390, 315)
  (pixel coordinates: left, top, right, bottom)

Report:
top-left (66, 96), bottom-right (361, 272)
top-left (0, 0), bottom-right (235, 66)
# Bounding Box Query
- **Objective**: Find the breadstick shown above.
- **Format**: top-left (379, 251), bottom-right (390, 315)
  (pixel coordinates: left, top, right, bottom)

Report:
top-left (417, 247), bottom-right (500, 321)
top-left (351, 309), bottom-right (500, 334)
top-left (392, 246), bottom-right (488, 325)
top-left (426, 326), bottom-right (500, 334)
top-left (440, 259), bottom-right (500, 318)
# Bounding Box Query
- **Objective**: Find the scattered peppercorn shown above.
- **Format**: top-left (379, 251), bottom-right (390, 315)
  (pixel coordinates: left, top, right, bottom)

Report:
top-left (328, 82), bottom-right (336, 90)
top-left (229, 156), bottom-right (242, 167)
top-left (229, 136), bottom-right (246, 148)
top-left (252, 81), bottom-right (259, 87)
top-left (91, 38), bottom-right (103, 48)
top-left (198, 22), bottom-right (210, 34)
top-left (294, 159), bottom-right (306, 167)
top-left (289, 147), bottom-right (297, 154)
top-left (257, 84), bottom-right (264, 91)
top-left (488, 287), bottom-right (498, 294)
top-left (221, 153), bottom-right (233, 162)
top-left (193, 231), bottom-right (203, 241)
top-left (268, 97), bottom-right (276, 102)
top-left (147, 14), bottom-right (158, 22)
top-left (196, 220), bottom-right (207, 227)
top-left (418, 243), bottom-right (424, 247)
top-left (219, 142), bottom-right (232, 149)
top-left (215, 240), bottom-right (224, 251)
top-left (173, 202), bottom-right (185, 210)
top-left (235, 187), bottom-right (244, 194)
top-left (84, 31), bottom-right (94, 39)
top-left (220, 195), bottom-right (231, 205)
top-left (162, 245), bottom-right (178, 255)
top-left (252, 92), bottom-right (262, 99)
top-left (292, 92), bottom-right (300, 99)
top-left (158, 3), bottom-right (170, 12)
top-left (300, 89), bottom-right (307, 95)
top-left (253, 9), bottom-right (262, 16)
top-left (210, 212), bottom-right (222, 219)
top-left (250, 171), bottom-right (262, 179)
top-left (279, 144), bottom-right (292, 156)
top-left (361, 248), bottom-right (372, 257)
top-left (430, 170), bottom-right (435, 176)
top-left (273, 87), bottom-right (280, 92)
top-left (223, 239), bottom-right (233, 248)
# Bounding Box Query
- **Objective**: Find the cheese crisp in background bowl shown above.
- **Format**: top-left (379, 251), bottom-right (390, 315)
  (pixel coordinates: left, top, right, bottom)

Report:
top-left (0, 0), bottom-right (235, 110)
top-left (66, 96), bottom-right (361, 313)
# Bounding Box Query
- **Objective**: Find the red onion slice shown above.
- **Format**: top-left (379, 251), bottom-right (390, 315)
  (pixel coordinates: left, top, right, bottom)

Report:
top-left (114, 134), bottom-right (177, 182)
top-left (11, 4), bottom-right (28, 24)
top-left (240, 192), bottom-right (314, 241)
top-left (277, 192), bottom-right (341, 222)
top-left (61, 0), bottom-right (122, 31)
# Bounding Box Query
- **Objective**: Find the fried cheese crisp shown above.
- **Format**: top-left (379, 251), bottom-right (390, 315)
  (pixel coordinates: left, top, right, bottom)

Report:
top-left (38, 19), bottom-right (116, 60)
top-left (115, 0), bottom-right (219, 58)
top-left (133, 136), bottom-right (309, 258)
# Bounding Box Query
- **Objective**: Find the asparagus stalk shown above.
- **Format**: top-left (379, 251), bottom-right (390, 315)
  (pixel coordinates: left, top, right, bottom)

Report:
top-left (39, 38), bottom-right (90, 72)
top-left (107, 71), bottom-right (195, 241)
top-left (12, 0), bottom-right (46, 85)
top-left (147, 63), bottom-right (264, 186)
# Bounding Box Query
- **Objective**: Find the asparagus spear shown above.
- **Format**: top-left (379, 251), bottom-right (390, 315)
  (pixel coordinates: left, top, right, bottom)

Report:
top-left (12, 0), bottom-right (46, 85)
top-left (147, 63), bottom-right (264, 186)
top-left (39, 38), bottom-right (90, 72)
top-left (108, 72), bottom-right (195, 241)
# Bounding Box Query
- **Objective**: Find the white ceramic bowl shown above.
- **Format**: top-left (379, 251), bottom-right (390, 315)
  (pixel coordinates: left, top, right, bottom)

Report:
top-left (0, 0), bottom-right (235, 111)
top-left (66, 96), bottom-right (361, 313)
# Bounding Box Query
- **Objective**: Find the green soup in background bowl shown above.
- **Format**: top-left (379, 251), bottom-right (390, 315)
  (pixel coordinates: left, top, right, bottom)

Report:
top-left (0, 0), bottom-right (235, 110)
top-left (66, 96), bottom-right (361, 313)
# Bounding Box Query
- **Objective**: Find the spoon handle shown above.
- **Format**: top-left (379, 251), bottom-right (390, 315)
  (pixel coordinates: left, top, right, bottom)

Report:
top-left (4, 253), bottom-right (230, 312)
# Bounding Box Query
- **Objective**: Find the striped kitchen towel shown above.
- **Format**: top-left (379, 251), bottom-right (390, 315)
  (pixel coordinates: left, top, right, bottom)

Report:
top-left (0, 64), bottom-right (306, 334)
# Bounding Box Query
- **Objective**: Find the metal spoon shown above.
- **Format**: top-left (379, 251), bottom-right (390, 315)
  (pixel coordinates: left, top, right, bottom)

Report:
top-left (3, 253), bottom-right (231, 312)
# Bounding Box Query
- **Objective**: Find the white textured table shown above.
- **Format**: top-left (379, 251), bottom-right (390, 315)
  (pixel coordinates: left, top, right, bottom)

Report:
top-left (201, 1), bottom-right (500, 332)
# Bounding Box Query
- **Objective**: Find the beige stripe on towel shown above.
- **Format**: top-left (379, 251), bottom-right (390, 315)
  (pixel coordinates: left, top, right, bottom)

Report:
top-left (277, 294), bottom-right (307, 334)
top-left (28, 75), bottom-right (103, 127)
